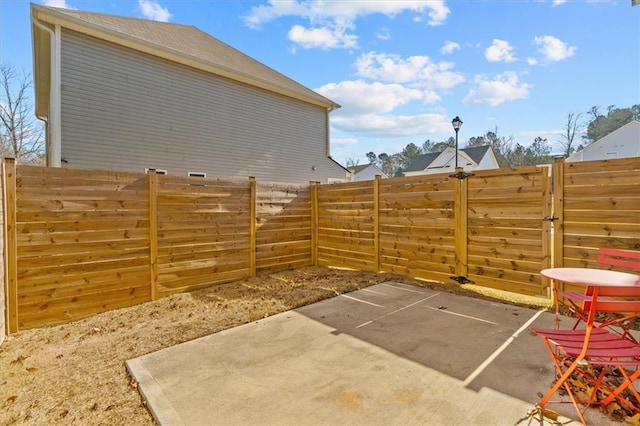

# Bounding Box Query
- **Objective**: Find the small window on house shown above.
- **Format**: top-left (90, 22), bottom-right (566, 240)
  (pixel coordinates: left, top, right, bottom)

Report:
top-left (188, 172), bottom-right (207, 178)
top-left (145, 168), bottom-right (167, 175)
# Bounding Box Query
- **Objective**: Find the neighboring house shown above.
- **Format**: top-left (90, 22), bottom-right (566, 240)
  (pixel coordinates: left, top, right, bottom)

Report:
top-left (347, 164), bottom-right (389, 181)
top-left (566, 121), bottom-right (640, 162)
top-left (404, 145), bottom-right (499, 176)
top-left (31, 4), bottom-right (349, 183)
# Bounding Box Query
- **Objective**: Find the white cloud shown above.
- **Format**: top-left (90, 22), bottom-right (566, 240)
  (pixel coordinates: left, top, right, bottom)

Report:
top-left (315, 80), bottom-right (430, 115)
top-left (42, 0), bottom-right (73, 8)
top-left (376, 27), bottom-right (391, 41)
top-left (526, 57), bottom-right (538, 66)
top-left (533, 35), bottom-right (576, 62)
top-left (356, 52), bottom-right (428, 83)
top-left (244, 1), bottom-right (450, 49)
top-left (288, 24), bottom-right (357, 49)
top-left (243, 0), bottom-right (306, 29)
top-left (331, 113), bottom-right (451, 138)
top-left (245, 1), bottom-right (450, 28)
top-left (331, 138), bottom-right (358, 147)
top-left (463, 72), bottom-right (532, 106)
top-left (314, 51), bottom-right (468, 140)
top-left (485, 39), bottom-right (517, 63)
top-left (441, 41), bottom-right (460, 55)
top-left (549, 0), bottom-right (610, 7)
top-left (354, 52), bottom-right (464, 89)
top-left (138, 0), bottom-right (172, 22)
top-left (316, 77), bottom-right (451, 139)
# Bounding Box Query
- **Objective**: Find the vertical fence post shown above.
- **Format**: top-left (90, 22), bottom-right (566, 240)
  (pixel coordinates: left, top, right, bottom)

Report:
top-left (552, 157), bottom-right (565, 268)
top-left (453, 168), bottom-right (468, 281)
top-left (3, 158), bottom-right (17, 333)
top-left (249, 177), bottom-right (256, 277)
top-left (552, 157), bottom-right (565, 294)
top-left (373, 175), bottom-right (380, 273)
top-left (147, 169), bottom-right (159, 301)
top-left (0, 160), bottom-right (4, 341)
top-left (541, 165), bottom-right (553, 295)
top-left (310, 181), bottom-right (319, 266)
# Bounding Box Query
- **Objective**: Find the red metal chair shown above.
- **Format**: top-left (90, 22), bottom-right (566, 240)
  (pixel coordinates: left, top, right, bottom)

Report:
top-left (531, 284), bottom-right (640, 424)
top-left (598, 248), bottom-right (640, 272)
top-left (556, 248), bottom-right (640, 342)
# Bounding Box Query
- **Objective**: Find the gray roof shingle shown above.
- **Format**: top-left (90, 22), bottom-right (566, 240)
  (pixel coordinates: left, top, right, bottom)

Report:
top-left (461, 145), bottom-right (491, 164)
top-left (404, 152), bottom-right (441, 172)
top-left (33, 4), bottom-right (339, 110)
top-left (405, 145), bottom-right (493, 172)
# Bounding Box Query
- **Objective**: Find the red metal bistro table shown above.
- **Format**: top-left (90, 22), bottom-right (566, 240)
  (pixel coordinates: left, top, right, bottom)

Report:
top-left (532, 267), bottom-right (640, 423)
top-left (541, 267), bottom-right (640, 288)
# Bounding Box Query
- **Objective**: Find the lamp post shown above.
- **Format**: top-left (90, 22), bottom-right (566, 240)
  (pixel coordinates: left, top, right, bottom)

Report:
top-left (451, 116), bottom-right (463, 168)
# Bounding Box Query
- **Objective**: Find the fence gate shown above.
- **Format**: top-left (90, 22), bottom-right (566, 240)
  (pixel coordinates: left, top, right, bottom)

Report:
top-left (463, 166), bottom-right (552, 296)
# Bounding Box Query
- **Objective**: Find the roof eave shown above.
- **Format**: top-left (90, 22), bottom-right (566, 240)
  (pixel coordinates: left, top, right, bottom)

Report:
top-left (31, 6), bottom-right (52, 118)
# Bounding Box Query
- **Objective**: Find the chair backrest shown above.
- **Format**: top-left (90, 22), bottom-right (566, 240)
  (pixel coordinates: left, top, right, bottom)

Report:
top-left (585, 284), bottom-right (640, 298)
top-left (598, 248), bottom-right (640, 272)
top-left (586, 284), bottom-right (640, 313)
top-left (593, 295), bottom-right (640, 314)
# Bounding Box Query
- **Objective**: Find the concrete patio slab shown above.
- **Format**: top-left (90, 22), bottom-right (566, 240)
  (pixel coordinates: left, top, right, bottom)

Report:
top-left (127, 282), bottom-right (612, 425)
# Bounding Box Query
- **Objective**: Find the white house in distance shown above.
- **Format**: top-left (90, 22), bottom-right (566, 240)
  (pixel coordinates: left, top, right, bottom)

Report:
top-left (347, 163), bottom-right (389, 181)
top-left (31, 4), bottom-right (348, 183)
top-left (404, 145), bottom-right (499, 177)
top-left (566, 120), bottom-right (640, 162)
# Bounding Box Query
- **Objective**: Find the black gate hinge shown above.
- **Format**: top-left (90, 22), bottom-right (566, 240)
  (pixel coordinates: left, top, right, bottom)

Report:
top-left (449, 171), bottom-right (474, 180)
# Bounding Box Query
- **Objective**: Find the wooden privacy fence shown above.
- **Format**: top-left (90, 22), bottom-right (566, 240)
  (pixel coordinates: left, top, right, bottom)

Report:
top-left (552, 157), bottom-right (640, 295)
top-left (2, 161), bottom-right (314, 331)
top-left (2, 157), bottom-right (639, 332)
top-left (316, 166), bottom-right (552, 296)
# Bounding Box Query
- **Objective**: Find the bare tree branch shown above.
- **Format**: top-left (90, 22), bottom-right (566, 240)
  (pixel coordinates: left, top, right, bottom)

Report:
top-left (0, 64), bottom-right (45, 164)
top-left (559, 112), bottom-right (583, 157)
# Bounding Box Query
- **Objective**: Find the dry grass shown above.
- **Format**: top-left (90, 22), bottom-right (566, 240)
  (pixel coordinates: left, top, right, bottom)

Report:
top-left (0, 267), bottom-right (548, 425)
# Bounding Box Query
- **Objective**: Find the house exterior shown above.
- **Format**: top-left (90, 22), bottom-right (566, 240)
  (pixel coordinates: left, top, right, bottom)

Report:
top-left (404, 145), bottom-right (499, 176)
top-left (566, 121), bottom-right (640, 162)
top-left (31, 4), bottom-right (348, 183)
top-left (347, 164), bottom-right (389, 181)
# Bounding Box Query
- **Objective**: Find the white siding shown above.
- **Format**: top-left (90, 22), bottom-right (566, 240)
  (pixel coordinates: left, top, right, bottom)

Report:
top-left (475, 151), bottom-right (499, 170)
top-left (566, 121), bottom-right (640, 162)
top-left (59, 30), bottom-right (345, 183)
top-left (403, 148), bottom-right (499, 177)
top-left (353, 165), bottom-right (385, 181)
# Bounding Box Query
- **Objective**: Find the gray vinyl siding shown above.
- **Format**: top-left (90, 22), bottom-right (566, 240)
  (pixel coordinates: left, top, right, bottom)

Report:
top-left (59, 29), bottom-right (346, 183)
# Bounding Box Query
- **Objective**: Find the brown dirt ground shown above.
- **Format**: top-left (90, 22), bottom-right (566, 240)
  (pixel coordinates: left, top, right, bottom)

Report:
top-left (0, 267), bottom-right (551, 425)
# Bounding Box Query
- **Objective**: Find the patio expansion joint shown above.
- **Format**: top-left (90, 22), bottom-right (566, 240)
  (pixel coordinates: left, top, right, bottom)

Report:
top-left (462, 309), bottom-right (546, 387)
top-left (355, 293), bottom-right (441, 329)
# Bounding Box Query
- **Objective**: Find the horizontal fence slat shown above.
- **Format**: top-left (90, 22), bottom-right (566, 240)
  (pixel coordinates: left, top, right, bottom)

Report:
top-left (6, 156), bottom-right (638, 331)
top-left (158, 270), bottom-right (250, 296)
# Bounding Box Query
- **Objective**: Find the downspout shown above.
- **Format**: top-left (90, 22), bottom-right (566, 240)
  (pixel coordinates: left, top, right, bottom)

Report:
top-left (31, 15), bottom-right (62, 167)
top-left (35, 115), bottom-right (49, 162)
top-left (325, 106), bottom-right (332, 158)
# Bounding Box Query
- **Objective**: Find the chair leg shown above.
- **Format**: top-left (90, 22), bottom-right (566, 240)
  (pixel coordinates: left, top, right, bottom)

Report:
top-left (537, 339), bottom-right (590, 424)
top-left (598, 366), bottom-right (640, 411)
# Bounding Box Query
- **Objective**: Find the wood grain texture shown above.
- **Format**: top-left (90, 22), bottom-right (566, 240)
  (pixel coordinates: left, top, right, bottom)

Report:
top-left (6, 156), bottom-right (638, 331)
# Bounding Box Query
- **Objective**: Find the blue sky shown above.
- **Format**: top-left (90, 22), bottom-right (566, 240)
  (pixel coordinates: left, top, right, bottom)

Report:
top-left (1, 0), bottom-right (638, 165)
